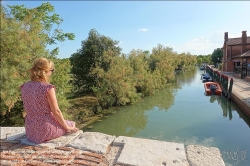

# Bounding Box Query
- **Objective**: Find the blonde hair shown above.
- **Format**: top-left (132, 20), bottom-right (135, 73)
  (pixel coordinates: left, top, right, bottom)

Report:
top-left (29, 58), bottom-right (54, 83)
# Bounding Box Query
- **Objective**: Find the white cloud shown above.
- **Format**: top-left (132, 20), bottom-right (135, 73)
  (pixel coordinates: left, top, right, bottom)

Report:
top-left (138, 28), bottom-right (148, 32)
top-left (184, 37), bottom-right (211, 49)
top-left (173, 37), bottom-right (213, 55)
top-left (173, 32), bottom-right (225, 55)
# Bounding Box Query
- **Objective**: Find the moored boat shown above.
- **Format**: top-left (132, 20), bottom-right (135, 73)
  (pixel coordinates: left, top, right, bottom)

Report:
top-left (204, 82), bottom-right (222, 95)
top-left (201, 74), bottom-right (213, 82)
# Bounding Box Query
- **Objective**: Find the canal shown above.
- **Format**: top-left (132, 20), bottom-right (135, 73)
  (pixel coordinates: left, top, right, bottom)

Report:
top-left (83, 67), bottom-right (250, 166)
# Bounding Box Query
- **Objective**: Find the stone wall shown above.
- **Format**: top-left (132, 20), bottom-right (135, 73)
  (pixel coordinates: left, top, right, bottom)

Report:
top-left (231, 93), bottom-right (250, 117)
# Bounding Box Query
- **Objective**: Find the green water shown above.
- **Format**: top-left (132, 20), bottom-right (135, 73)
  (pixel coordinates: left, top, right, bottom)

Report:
top-left (83, 68), bottom-right (250, 166)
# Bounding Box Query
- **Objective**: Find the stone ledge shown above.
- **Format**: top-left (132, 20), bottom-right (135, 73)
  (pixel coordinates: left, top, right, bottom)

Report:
top-left (21, 130), bottom-right (83, 148)
top-left (114, 136), bottom-right (188, 166)
top-left (67, 132), bottom-right (116, 154)
top-left (0, 127), bottom-right (25, 140)
top-left (0, 127), bottom-right (226, 166)
top-left (186, 145), bottom-right (225, 166)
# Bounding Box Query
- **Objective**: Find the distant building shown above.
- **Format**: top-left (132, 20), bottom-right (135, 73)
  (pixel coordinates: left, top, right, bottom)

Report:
top-left (222, 31), bottom-right (250, 73)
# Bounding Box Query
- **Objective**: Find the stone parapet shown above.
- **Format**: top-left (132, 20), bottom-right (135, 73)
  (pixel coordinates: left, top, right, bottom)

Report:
top-left (0, 127), bottom-right (225, 166)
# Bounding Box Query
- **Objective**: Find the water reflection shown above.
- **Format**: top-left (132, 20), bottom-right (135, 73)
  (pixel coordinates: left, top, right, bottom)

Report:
top-left (220, 96), bottom-right (233, 120)
top-left (208, 95), bottom-right (250, 127)
top-left (83, 69), bottom-right (198, 136)
top-left (174, 68), bottom-right (197, 86)
top-left (82, 85), bottom-right (179, 136)
top-left (83, 67), bottom-right (250, 166)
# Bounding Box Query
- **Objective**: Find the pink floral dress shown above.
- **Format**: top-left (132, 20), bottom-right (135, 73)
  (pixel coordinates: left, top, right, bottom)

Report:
top-left (20, 81), bottom-right (75, 144)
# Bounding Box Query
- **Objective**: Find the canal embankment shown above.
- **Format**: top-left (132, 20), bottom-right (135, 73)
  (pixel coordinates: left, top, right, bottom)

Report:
top-left (0, 127), bottom-right (225, 166)
top-left (207, 66), bottom-right (250, 118)
top-left (230, 76), bottom-right (250, 117)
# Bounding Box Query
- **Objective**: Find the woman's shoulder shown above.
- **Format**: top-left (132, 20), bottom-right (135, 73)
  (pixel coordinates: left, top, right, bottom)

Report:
top-left (21, 81), bottom-right (55, 88)
top-left (40, 82), bottom-right (56, 91)
top-left (20, 81), bottom-right (32, 89)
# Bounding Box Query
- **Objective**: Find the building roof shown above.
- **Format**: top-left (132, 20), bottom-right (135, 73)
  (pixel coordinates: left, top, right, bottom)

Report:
top-left (233, 50), bottom-right (250, 58)
top-left (227, 37), bottom-right (250, 46)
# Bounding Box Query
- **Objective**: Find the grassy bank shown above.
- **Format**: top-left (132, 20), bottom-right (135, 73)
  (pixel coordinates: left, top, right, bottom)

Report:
top-left (65, 85), bottom-right (114, 129)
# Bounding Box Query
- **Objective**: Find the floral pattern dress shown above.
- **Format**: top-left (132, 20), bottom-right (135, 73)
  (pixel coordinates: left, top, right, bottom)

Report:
top-left (20, 81), bottom-right (75, 144)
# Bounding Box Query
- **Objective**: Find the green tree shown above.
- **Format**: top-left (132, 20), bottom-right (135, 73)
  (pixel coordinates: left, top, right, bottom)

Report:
top-left (196, 54), bottom-right (212, 65)
top-left (128, 49), bottom-right (155, 96)
top-left (92, 50), bottom-right (141, 108)
top-left (1, 5), bottom-right (46, 115)
top-left (50, 58), bottom-right (72, 118)
top-left (211, 48), bottom-right (223, 67)
top-left (7, 2), bottom-right (75, 56)
top-left (1, 3), bottom-right (74, 125)
top-left (197, 57), bottom-right (203, 66)
top-left (149, 44), bottom-right (176, 86)
top-left (70, 29), bottom-right (121, 94)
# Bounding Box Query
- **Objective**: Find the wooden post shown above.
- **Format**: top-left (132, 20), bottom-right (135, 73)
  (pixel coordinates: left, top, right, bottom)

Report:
top-left (227, 78), bottom-right (233, 100)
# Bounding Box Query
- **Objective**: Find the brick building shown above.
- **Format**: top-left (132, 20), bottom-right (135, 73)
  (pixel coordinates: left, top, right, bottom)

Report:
top-left (222, 31), bottom-right (250, 73)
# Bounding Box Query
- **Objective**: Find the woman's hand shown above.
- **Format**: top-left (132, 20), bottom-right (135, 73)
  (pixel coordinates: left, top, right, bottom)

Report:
top-left (66, 126), bottom-right (78, 133)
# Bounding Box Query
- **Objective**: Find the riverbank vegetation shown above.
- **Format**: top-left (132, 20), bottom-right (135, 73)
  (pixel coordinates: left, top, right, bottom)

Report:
top-left (68, 29), bottom-right (197, 126)
top-left (196, 48), bottom-right (223, 70)
top-left (1, 3), bottom-right (197, 127)
top-left (196, 54), bottom-right (212, 66)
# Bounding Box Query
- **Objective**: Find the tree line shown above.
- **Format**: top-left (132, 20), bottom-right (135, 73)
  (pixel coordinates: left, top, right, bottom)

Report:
top-left (70, 29), bottom-right (197, 108)
top-left (196, 48), bottom-right (223, 69)
top-left (1, 3), bottom-right (201, 126)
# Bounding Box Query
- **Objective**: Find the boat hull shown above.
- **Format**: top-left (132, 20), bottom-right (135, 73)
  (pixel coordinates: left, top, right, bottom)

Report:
top-left (204, 82), bottom-right (222, 95)
top-left (201, 74), bottom-right (213, 82)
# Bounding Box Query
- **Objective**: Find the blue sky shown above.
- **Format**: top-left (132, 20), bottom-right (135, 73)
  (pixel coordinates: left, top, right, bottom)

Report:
top-left (2, 1), bottom-right (250, 59)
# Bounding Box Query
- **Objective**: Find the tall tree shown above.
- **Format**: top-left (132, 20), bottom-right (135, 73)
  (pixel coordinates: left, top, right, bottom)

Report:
top-left (91, 50), bottom-right (141, 108)
top-left (1, 5), bottom-right (46, 114)
top-left (211, 48), bottom-right (223, 66)
top-left (149, 44), bottom-right (176, 86)
top-left (1, 3), bottom-right (74, 125)
top-left (70, 29), bottom-right (121, 94)
top-left (7, 2), bottom-right (75, 56)
top-left (128, 49), bottom-right (155, 96)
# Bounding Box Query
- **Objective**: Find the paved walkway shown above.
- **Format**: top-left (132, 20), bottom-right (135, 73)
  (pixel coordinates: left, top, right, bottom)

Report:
top-left (224, 73), bottom-right (250, 102)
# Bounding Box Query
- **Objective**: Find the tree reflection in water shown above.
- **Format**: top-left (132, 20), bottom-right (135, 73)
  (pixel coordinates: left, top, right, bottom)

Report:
top-left (83, 69), bottom-right (198, 136)
top-left (82, 85), bottom-right (179, 137)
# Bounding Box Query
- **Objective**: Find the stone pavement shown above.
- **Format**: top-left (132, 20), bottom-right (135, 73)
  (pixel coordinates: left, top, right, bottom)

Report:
top-left (0, 127), bottom-right (225, 166)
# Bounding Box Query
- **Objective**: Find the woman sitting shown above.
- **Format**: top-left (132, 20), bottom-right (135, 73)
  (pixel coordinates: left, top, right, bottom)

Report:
top-left (20, 58), bottom-right (78, 144)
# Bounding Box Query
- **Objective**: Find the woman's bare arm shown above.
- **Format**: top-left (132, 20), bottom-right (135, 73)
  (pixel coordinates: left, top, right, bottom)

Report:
top-left (47, 87), bottom-right (77, 132)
